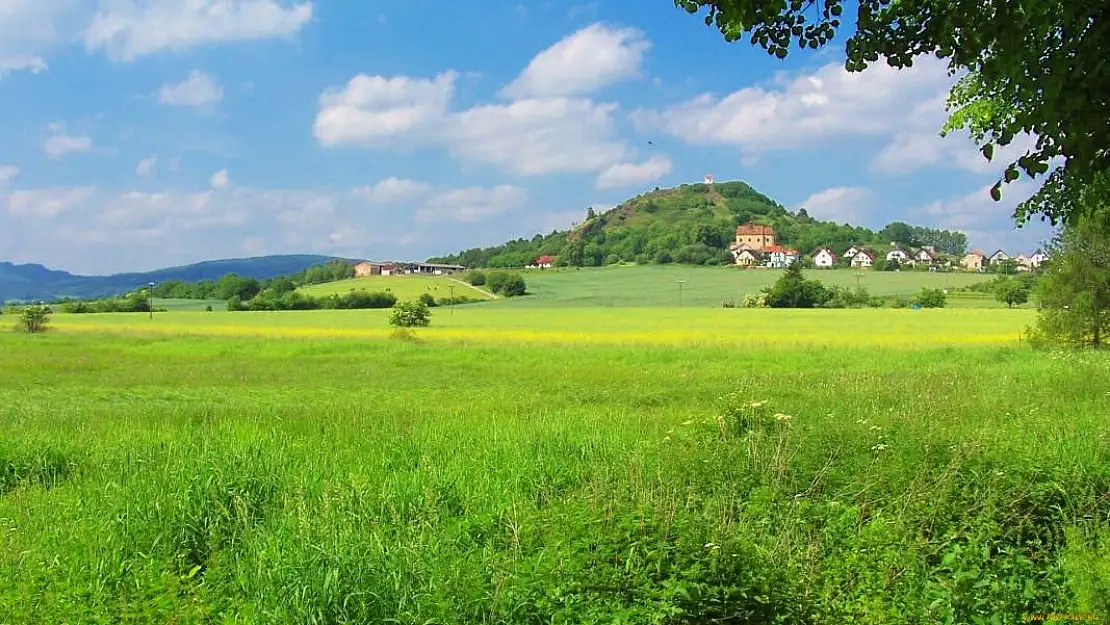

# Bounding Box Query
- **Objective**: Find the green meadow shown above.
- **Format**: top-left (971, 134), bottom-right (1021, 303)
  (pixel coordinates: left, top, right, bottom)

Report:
top-left (506, 265), bottom-right (996, 308)
top-left (2, 292), bottom-right (1108, 623)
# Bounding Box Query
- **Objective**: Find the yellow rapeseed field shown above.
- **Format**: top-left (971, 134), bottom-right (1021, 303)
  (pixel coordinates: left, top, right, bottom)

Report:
top-left (48, 307), bottom-right (1036, 347)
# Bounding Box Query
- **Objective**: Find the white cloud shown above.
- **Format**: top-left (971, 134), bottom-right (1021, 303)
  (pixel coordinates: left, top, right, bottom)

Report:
top-left (136, 155), bottom-right (157, 176)
top-left (445, 98), bottom-right (629, 175)
top-left (631, 56), bottom-right (953, 156)
top-left (0, 54), bottom-right (48, 76)
top-left (873, 129), bottom-right (1039, 176)
top-left (797, 187), bottom-right (876, 225)
top-left (5, 187), bottom-right (96, 218)
top-left (500, 23), bottom-right (650, 99)
top-left (0, 165), bottom-right (20, 185)
top-left (351, 177), bottom-right (430, 203)
top-left (595, 155), bottom-right (671, 189)
top-left (159, 70), bottom-right (223, 108)
top-left (315, 71), bottom-right (630, 176)
top-left (313, 71), bottom-right (457, 147)
top-left (84, 0), bottom-right (313, 62)
top-left (415, 185), bottom-right (527, 224)
top-left (210, 169), bottom-right (229, 188)
top-left (43, 132), bottom-right (92, 158)
top-left (912, 180), bottom-right (1055, 253)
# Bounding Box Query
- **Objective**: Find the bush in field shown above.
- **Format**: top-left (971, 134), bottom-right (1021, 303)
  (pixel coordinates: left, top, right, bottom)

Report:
top-left (389, 300), bottom-right (431, 328)
top-left (418, 293), bottom-right (437, 307)
top-left (741, 292), bottom-right (768, 308)
top-left (18, 304), bottom-right (51, 333)
top-left (464, 270), bottom-right (487, 286)
top-left (763, 262), bottom-right (830, 308)
top-left (913, 288), bottom-right (947, 308)
top-left (487, 271), bottom-right (527, 297)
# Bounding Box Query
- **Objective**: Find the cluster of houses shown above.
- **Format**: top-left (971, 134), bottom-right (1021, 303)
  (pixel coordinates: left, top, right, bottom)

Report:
top-left (729, 224), bottom-right (1050, 272)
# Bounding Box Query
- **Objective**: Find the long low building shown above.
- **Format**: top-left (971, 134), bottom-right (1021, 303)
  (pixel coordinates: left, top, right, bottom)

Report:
top-left (354, 261), bottom-right (466, 277)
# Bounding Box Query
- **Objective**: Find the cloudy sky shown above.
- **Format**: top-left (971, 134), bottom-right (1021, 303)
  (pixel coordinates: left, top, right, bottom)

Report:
top-left (0, 0), bottom-right (1055, 275)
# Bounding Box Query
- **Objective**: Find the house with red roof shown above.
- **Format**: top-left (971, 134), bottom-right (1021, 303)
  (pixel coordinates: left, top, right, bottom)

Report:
top-left (527, 254), bottom-right (558, 269)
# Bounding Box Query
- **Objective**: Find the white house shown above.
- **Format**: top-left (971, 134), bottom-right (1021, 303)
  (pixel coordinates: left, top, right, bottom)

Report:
top-left (886, 248), bottom-right (911, 263)
top-left (850, 250), bottom-right (874, 268)
top-left (988, 250), bottom-right (1011, 265)
top-left (1030, 249), bottom-right (1051, 267)
top-left (763, 245), bottom-right (799, 269)
top-left (812, 248), bottom-right (837, 268)
top-left (1013, 253), bottom-right (1032, 271)
top-left (734, 249), bottom-right (761, 267)
top-left (844, 245), bottom-right (860, 258)
top-left (913, 247), bottom-right (938, 265)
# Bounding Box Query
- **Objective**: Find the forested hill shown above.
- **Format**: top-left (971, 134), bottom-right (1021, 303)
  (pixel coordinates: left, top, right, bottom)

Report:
top-left (428, 180), bottom-right (968, 268)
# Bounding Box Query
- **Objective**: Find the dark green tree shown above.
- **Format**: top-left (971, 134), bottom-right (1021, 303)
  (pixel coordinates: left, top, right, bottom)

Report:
top-left (1031, 210), bottom-right (1110, 348)
top-left (763, 261), bottom-right (829, 308)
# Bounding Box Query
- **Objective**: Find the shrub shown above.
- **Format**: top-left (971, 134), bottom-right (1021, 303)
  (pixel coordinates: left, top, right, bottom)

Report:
top-left (227, 296), bottom-right (245, 312)
top-left (763, 262), bottom-right (830, 308)
top-left (722, 299), bottom-right (736, 308)
top-left (340, 290), bottom-right (397, 310)
top-left (418, 293), bottom-right (437, 307)
top-left (205, 305), bottom-right (213, 312)
top-left (487, 271), bottom-right (527, 297)
top-left (389, 300), bottom-right (431, 328)
top-left (465, 270), bottom-right (487, 286)
top-left (913, 287), bottom-right (947, 308)
top-left (741, 292), bottom-right (768, 308)
top-left (18, 304), bottom-right (52, 333)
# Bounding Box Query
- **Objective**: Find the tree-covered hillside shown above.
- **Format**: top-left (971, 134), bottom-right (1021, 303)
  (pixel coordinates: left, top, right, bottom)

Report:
top-left (428, 181), bottom-right (967, 268)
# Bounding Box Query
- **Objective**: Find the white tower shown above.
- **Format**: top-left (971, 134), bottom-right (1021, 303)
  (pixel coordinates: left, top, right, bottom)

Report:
top-left (704, 174), bottom-right (714, 185)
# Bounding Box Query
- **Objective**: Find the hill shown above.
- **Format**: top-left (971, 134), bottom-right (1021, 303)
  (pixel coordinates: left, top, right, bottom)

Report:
top-left (0, 254), bottom-right (340, 302)
top-left (428, 180), bottom-right (968, 268)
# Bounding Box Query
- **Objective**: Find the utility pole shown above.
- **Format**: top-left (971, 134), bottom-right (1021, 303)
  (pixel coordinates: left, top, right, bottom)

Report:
top-left (148, 282), bottom-right (155, 320)
top-left (677, 279), bottom-right (687, 308)
top-left (449, 284), bottom-right (455, 315)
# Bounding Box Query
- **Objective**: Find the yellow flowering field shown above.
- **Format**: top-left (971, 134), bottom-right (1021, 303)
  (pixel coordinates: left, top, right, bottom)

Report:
top-left (46, 306), bottom-right (1035, 347)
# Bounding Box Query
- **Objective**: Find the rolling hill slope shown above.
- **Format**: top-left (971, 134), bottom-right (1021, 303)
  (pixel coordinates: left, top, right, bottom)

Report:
top-left (0, 255), bottom-right (342, 302)
top-left (429, 180), bottom-right (967, 268)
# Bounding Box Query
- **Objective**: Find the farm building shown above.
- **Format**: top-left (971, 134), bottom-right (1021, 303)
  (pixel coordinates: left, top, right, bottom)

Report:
top-left (353, 261), bottom-right (465, 276)
top-left (812, 248), bottom-right (837, 268)
top-left (354, 261), bottom-right (394, 277)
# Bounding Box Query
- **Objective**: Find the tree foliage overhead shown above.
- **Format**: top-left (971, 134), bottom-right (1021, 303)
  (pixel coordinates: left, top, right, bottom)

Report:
top-left (674, 0), bottom-right (1110, 226)
top-left (430, 181), bottom-right (966, 268)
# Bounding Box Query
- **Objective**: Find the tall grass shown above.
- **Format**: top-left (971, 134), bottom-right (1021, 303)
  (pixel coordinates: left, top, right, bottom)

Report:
top-left (1, 331), bottom-right (1108, 623)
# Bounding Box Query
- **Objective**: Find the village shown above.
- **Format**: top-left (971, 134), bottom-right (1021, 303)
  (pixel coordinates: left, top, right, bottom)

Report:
top-left (727, 223), bottom-right (1050, 273)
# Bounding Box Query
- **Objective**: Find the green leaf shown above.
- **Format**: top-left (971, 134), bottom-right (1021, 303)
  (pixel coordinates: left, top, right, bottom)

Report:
top-left (990, 182), bottom-right (1002, 201)
top-left (981, 143), bottom-right (994, 162)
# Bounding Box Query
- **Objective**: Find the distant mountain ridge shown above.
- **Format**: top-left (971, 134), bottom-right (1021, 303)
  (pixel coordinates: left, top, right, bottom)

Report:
top-left (0, 255), bottom-right (343, 302)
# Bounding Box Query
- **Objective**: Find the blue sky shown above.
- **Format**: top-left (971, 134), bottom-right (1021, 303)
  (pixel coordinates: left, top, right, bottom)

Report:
top-left (0, 0), bottom-right (1055, 275)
